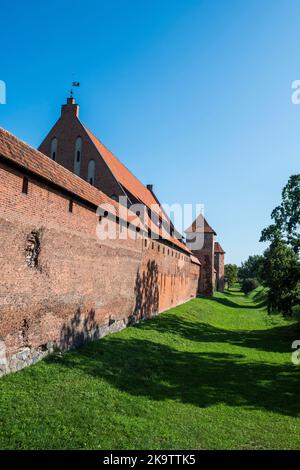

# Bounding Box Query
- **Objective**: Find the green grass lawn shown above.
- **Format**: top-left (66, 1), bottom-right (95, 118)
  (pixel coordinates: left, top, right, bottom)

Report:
top-left (0, 287), bottom-right (300, 450)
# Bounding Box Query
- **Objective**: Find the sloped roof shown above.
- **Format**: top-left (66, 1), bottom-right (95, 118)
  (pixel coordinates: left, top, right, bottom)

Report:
top-left (0, 127), bottom-right (190, 254)
top-left (214, 242), bottom-right (225, 254)
top-left (0, 127), bottom-right (136, 220)
top-left (84, 126), bottom-right (167, 218)
top-left (190, 255), bottom-right (201, 265)
top-left (185, 213), bottom-right (217, 235)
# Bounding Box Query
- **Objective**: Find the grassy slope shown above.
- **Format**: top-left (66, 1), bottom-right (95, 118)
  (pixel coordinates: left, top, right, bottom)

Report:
top-left (0, 287), bottom-right (300, 450)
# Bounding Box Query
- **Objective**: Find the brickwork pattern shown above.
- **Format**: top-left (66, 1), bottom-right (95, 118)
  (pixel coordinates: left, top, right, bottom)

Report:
top-left (0, 161), bottom-right (199, 376)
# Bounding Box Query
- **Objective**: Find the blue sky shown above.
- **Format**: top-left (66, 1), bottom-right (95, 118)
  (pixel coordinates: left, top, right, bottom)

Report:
top-left (0, 0), bottom-right (299, 264)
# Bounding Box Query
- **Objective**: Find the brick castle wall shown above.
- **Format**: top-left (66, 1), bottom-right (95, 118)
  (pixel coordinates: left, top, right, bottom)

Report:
top-left (0, 160), bottom-right (199, 376)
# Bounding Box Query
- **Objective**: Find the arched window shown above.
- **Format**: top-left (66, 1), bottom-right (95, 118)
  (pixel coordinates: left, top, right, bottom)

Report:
top-left (50, 138), bottom-right (58, 161)
top-left (74, 137), bottom-right (82, 176)
top-left (87, 159), bottom-right (95, 185)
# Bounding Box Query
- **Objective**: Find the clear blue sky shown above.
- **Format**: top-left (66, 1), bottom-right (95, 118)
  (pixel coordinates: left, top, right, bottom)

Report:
top-left (1, 0), bottom-right (299, 264)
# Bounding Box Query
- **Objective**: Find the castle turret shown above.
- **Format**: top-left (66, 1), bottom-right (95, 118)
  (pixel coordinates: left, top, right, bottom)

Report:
top-left (185, 214), bottom-right (216, 296)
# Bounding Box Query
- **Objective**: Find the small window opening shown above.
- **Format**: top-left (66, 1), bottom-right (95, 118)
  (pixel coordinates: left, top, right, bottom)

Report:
top-left (22, 177), bottom-right (29, 194)
top-left (51, 138), bottom-right (58, 162)
top-left (88, 159), bottom-right (95, 186)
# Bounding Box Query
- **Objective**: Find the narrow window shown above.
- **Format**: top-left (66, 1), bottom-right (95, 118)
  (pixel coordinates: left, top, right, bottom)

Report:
top-left (50, 138), bottom-right (58, 161)
top-left (88, 159), bottom-right (95, 185)
top-left (74, 137), bottom-right (82, 176)
top-left (69, 199), bottom-right (73, 213)
top-left (22, 176), bottom-right (28, 194)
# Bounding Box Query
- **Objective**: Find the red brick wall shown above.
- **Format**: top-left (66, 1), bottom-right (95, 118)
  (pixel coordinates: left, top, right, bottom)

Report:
top-left (0, 161), bottom-right (199, 375)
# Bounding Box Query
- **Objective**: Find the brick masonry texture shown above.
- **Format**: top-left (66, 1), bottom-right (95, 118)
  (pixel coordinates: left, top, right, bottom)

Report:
top-left (0, 155), bottom-right (199, 376)
top-left (37, 97), bottom-right (225, 301)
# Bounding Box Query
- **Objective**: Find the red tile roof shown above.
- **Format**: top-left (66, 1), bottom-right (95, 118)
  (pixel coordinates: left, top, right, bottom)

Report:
top-left (0, 127), bottom-right (121, 211)
top-left (185, 213), bottom-right (217, 235)
top-left (0, 127), bottom-right (191, 254)
top-left (214, 242), bottom-right (225, 254)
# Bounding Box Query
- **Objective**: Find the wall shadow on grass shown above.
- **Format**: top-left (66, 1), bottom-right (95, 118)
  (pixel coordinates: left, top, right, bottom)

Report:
top-left (139, 313), bottom-right (296, 354)
top-left (46, 335), bottom-right (300, 417)
top-left (197, 295), bottom-right (267, 310)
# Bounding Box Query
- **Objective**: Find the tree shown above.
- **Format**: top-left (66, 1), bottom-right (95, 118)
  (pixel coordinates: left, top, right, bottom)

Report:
top-left (224, 264), bottom-right (238, 287)
top-left (261, 239), bottom-right (300, 316)
top-left (239, 255), bottom-right (264, 283)
top-left (260, 174), bottom-right (300, 316)
top-left (260, 174), bottom-right (300, 254)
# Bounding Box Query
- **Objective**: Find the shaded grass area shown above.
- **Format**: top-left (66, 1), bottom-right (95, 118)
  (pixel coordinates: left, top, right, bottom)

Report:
top-left (0, 287), bottom-right (300, 450)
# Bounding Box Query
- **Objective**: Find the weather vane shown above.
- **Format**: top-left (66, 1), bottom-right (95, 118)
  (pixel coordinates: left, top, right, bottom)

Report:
top-left (70, 81), bottom-right (80, 98)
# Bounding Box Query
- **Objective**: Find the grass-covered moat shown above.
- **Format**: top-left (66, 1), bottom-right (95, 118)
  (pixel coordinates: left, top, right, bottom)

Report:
top-left (0, 287), bottom-right (299, 450)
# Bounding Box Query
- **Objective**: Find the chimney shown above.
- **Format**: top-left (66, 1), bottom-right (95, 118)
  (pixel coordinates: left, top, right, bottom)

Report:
top-left (61, 96), bottom-right (79, 118)
top-left (147, 184), bottom-right (153, 192)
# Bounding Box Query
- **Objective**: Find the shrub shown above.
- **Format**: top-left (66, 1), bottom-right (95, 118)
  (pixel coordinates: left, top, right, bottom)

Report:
top-left (241, 278), bottom-right (259, 295)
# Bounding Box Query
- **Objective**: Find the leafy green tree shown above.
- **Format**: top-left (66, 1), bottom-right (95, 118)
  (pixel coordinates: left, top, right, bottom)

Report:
top-left (239, 255), bottom-right (264, 283)
top-left (261, 239), bottom-right (300, 316)
top-left (224, 264), bottom-right (238, 287)
top-left (260, 174), bottom-right (300, 316)
top-left (260, 174), bottom-right (300, 253)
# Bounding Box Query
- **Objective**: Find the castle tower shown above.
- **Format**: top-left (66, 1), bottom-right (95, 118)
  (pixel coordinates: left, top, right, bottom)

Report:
top-left (214, 242), bottom-right (226, 292)
top-left (185, 214), bottom-right (216, 296)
